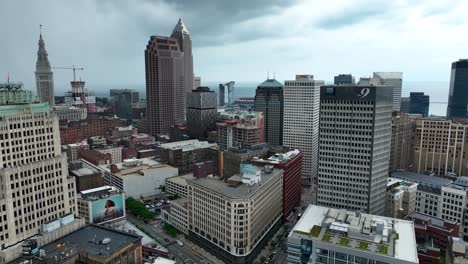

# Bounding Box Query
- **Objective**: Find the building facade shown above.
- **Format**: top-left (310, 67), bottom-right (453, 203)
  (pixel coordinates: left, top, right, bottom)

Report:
top-left (216, 110), bottom-right (264, 151)
top-left (160, 140), bottom-right (218, 173)
top-left (409, 92), bottom-right (429, 117)
top-left (145, 35), bottom-right (185, 136)
top-left (283, 75), bottom-right (322, 185)
top-left (447, 59), bottom-right (468, 118)
top-left (110, 89), bottom-right (139, 120)
top-left (389, 112), bottom-right (416, 173)
top-left (385, 178), bottom-right (418, 219)
top-left (413, 118), bottom-right (468, 176)
top-left (287, 205), bottom-right (419, 264)
top-left (188, 166), bottom-right (283, 264)
top-left (373, 72), bottom-right (403, 111)
top-left (254, 79), bottom-right (284, 146)
top-left (35, 31), bottom-right (55, 106)
top-left (317, 85), bottom-right (393, 215)
top-left (0, 83), bottom-right (76, 249)
top-left (401, 97), bottom-right (410, 113)
top-left (186, 87), bottom-right (217, 139)
top-left (334, 74), bottom-right (355, 85)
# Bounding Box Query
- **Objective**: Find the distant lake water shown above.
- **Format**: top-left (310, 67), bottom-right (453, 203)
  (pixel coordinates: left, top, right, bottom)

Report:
top-left (91, 80), bottom-right (450, 117)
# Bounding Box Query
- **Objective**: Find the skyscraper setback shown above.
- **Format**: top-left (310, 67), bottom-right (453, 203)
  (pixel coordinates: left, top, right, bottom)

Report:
top-left (0, 82), bottom-right (77, 248)
top-left (35, 30), bottom-right (55, 106)
top-left (317, 85), bottom-right (392, 215)
top-left (145, 19), bottom-right (193, 136)
top-left (447, 59), bottom-right (468, 118)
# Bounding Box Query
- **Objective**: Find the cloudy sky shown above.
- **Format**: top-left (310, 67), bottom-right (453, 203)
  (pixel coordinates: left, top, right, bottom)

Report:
top-left (1, 0), bottom-right (467, 96)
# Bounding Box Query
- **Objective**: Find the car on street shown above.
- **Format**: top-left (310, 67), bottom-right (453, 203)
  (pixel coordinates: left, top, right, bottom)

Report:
top-left (164, 238), bottom-right (170, 242)
top-left (176, 240), bottom-right (184, 247)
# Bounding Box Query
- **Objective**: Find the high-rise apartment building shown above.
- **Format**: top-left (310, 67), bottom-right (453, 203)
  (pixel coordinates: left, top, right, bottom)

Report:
top-left (389, 112), bottom-right (416, 173)
top-left (373, 72), bottom-right (403, 111)
top-left (171, 18), bottom-right (194, 98)
top-left (447, 59), bottom-right (468, 118)
top-left (287, 205), bottom-right (418, 264)
top-left (334, 74), bottom-right (355, 85)
top-left (188, 165), bottom-right (283, 264)
top-left (145, 35), bottom-right (184, 136)
top-left (254, 79), bottom-right (283, 146)
top-left (110, 89), bottom-right (139, 120)
top-left (413, 118), bottom-right (468, 176)
top-left (35, 31), bottom-right (55, 106)
top-left (186, 87), bottom-right (217, 139)
top-left (0, 82), bottom-right (77, 249)
top-left (283, 75), bottom-right (323, 185)
top-left (410, 92), bottom-right (429, 117)
top-left (317, 85), bottom-right (393, 215)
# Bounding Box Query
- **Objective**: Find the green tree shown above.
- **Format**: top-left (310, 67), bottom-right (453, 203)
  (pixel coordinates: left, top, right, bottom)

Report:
top-left (163, 223), bottom-right (177, 237)
top-left (260, 256), bottom-right (266, 263)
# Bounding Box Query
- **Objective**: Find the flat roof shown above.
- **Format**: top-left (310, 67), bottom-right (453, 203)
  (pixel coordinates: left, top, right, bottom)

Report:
top-left (188, 167), bottom-right (282, 199)
top-left (72, 167), bottom-right (98, 176)
top-left (391, 171), bottom-right (452, 188)
top-left (160, 139), bottom-right (217, 152)
top-left (99, 158), bottom-right (175, 177)
top-left (40, 225), bottom-right (141, 260)
top-left (167, 174), bottom-right (195, 186)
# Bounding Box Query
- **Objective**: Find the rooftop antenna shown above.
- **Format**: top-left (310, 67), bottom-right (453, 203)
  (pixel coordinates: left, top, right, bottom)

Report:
top-left (39, 24), bottom-right (42, 33)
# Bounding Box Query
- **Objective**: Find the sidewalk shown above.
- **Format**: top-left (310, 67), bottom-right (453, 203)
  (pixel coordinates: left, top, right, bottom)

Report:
top-left (181, 237), bottom-right (223, 264)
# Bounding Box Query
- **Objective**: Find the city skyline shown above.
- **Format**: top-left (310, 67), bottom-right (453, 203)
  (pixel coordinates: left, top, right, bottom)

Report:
top-left (1, 0), bottom-right (467, 94)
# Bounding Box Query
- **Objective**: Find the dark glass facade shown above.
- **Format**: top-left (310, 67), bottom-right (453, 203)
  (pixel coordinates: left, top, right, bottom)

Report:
top-left (447, 59), bottom-right (468, 118)
top-left (410, 92), bottom-right (429, 117)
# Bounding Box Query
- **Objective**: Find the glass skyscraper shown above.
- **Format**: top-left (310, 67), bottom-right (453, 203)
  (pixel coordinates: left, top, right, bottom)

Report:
top-left (447, 59), bottom-right (468, 118)
top-left (409, 92), bottom-right (429, 117)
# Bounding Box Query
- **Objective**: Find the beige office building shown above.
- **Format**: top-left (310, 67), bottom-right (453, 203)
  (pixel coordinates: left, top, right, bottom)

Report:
top-left (389, 112), bottom-right (416, 173)
top-left (385, 178), bottom-right (418, 219)
top-left (0, 83), bottom-right (77, 249)
top-left (413, 118), bottom-right (468, 176)
top-left (187, 165), bottom-right (283, 264)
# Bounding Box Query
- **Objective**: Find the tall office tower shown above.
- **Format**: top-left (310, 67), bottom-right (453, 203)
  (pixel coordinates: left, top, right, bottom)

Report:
top-left (171, 19), bottom-right (193, 104)
top-left (413, 118), bottom-right (468, 176)
top-left (110, 89), bottom-right (139, 120)
top-left (334, 74), bottom-right (355, 85)
top-left (373, 72), bottom-right (403, 111)
top-left (193, 76), bottom-right (201, 90)
top-left (254, 79), bottom-right (284, 146)
top-left (447, 59), bottom-right (468, 118)
top-left (35, 31), bottom-right (55, 106)
top-left (409, 92), bottom-right (429, 117)
top-left (186, 87), bottom-right (217, 139)
top-left (283, 75), bottom-right (323, 186)
top-left (0, 82), bottom-right (77, 249)
top-left (389, 112), bottom-right (415, 173)
top-left (400, 97), bottom-right (410, 113)
top-left (317, 85), bottom-right (393, 215)
top-left (218, 81), bottom-right (235, 107)
top-left (145, 36), bottom-right (184, 136)
top-left (218, 84), bottom-right (226, 106)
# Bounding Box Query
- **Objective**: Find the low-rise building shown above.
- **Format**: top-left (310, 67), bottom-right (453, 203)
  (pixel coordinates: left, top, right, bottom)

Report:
top-left (10, 225), bottom-right (142, 264)
top-left (96, 146), bottom-right (123, 164)
top-left (99, 158), bottom-right (178, 198)
top-left (77, 186), bottom-right (125, 225)
top-left (52, 105), bottom-right (87, 123)
top-left (221, 144), bottom-right (270, 178)
top-left (287, 205), bottom-right (419, 264)
top-left (79, 149), bottom-right (112, 166)
top-left (166, 174), bottom-right (196, 198)
top-left (66, 141), bottom-right (89, 162)
top-left (216, 110), bottom-right (264, 150)
top-left (69, 159), bottom-right (105, 192)
top-left (386, 178), bottom-right (418, 219)
top-left (406, 212), bottom-right (460, 264)
top-left (161, 198), bottom-right (189, 235)
top-left (188, 165), bottom-right (283, 264)
top-left (88, 135), bottom-right (107, 148)
top-left (160, 140), bottom-right (218, 174)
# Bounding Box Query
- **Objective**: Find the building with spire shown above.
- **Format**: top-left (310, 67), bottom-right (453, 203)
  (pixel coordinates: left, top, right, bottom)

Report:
top-left (171, 18), bottom-right (194, 115)
top-left (35, 28), bottom-right (55, 106)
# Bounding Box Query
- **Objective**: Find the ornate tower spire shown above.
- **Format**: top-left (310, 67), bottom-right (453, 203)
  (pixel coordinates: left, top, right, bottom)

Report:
top-left (35, 25), bottom-right (55, 106)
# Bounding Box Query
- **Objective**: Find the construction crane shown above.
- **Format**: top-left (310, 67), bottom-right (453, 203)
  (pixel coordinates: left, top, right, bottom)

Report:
top-left (52, 65), bottom-right (84, 81)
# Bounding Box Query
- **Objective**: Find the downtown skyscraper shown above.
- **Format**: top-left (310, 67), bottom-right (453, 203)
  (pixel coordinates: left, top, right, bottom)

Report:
top-left (317, 85), bottom-right (392, 215)
top-left (283, 75), bottom-right (323, 186)
top-left (373, 72), bottom-right (402, 112)
top-left (0, 82), bottom-right (77, 249)
top-left (145, 19), bottom-right (194, 136)
top-left (35, 30), bottom-right (55, 106)
top-left (254, 79), bottom-right (284, 146)
top-left (447, 59), bottom-right (468, 118)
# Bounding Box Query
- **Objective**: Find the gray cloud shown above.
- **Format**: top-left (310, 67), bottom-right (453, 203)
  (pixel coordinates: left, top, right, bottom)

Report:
top-left (316, 4), bottom-right (388, 30)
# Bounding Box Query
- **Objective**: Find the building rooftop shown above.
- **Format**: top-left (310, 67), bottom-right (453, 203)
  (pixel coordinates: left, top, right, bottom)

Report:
top-left (72, 167), bottom-right (97, 177)
top-left (291, 205), bottom-right (418, 263)
top-left (407, 212), bottom-right (457, 230)
top-left (188, 166), bottom-right (283, 199)
top-left (258, 79), bottom-right (283, 88)
top-left (99, 157), bottom-right (174, 178)
top-left (251, 149), bottom-right (300, 165)
top-left (166, 173), bottom-right (195, 187)
top-left (373, 72), bottom-right (403, 79)
top-left (160, 139), bottom-right (217, 152)
top-left (391, 171), bottom-right (452, 192)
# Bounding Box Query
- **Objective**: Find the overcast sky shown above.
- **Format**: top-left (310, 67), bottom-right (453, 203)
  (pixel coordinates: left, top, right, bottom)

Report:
top-left (1, 0), bottom-right (467, 95)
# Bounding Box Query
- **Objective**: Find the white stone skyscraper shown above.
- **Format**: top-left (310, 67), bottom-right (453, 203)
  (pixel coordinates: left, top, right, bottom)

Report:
top-left (373, 72), bottom-right (402, 111)
top-left (0, 82), bottom-right (77, 249)
top-left (171, 18), bottom-right (194, 116)
top-left (35, 30), bottom-right (55, 106)
top-left (317, 85), bottom-right (392, 215)
top-left (283, 75), bottom-right (323, 186)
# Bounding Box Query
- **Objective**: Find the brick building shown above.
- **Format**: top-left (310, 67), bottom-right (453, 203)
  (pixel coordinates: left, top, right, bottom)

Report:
top-left (60, 115), bottom-right (126, 144)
